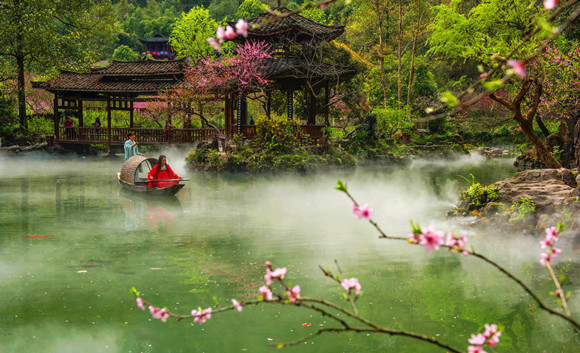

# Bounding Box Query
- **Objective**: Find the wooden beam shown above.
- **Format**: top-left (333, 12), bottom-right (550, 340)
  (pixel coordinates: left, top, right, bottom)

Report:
top-left (54, 96), bottom-right (60, 141)
top-left (107, 97), bottom-right (112, 152)
top-left (324, 82), bottom-right (330, 126)
top-left (130, 100), bottom-right (134, 128)
top-left (78, 100), bottom-right (84, 127)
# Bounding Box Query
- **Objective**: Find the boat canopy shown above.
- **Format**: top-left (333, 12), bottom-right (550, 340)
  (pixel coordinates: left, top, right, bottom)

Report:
top-left (119, 155), bottom-right (157, 185)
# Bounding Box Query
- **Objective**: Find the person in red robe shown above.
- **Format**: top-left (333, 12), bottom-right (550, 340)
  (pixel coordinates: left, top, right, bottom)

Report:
top-left (147, 155), bottom-right (181, 188)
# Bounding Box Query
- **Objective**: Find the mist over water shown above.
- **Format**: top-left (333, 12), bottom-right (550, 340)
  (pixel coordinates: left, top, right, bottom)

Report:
top-left (0, 152), bottom-right (578, 352)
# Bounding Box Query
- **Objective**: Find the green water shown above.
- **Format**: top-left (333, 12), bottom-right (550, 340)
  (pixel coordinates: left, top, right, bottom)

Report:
top-left (0, 153), bottom-right (578, 353)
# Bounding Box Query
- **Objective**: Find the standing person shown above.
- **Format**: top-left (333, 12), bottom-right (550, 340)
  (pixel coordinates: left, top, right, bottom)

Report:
top-left (147, 155), bottom-right (181, 189)
top-left (64, 116), bottom-right (74, 139)
top-left (92, 117), bottom-right (101, 139)
top-left (124, 132), bottom-right (143, 180)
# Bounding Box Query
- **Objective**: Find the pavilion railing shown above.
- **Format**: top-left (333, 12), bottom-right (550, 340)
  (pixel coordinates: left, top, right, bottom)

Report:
top-left (56, 125), bottom-right (324, 146)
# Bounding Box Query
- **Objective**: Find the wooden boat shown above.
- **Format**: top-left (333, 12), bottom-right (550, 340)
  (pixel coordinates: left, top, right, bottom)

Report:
top-left (117, 155), bottom-right (186, 196)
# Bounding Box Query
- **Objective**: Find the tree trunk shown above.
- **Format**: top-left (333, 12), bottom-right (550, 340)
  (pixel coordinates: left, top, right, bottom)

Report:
top-left (518, 117), bottom-right (561, 168)
top-left (17, 54), bottom-right (27, 130)
top-left (374, 0), bottom-right (388, 108)
top-left (535, 114), bottom-right (550, 137)
top-left (397, 0), bottom-right (403, 110)
top-left (407, 0), bottom-right (422, 107)
top-left (489, 79), bottom-right (562, 169)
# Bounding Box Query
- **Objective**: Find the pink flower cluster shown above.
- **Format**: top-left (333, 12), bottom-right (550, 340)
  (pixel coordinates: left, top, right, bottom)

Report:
top-left (264, 261), bottom-right (287, 285)
top-left (287, 285), bottom-right (301, 303)
top-left (409, 226), bottom-right (444, 252)
top-left (445, 231), bottom-right (469, 256)
top-left (352, 203), bottom-right (373, 220)
top-left (341, 278), bottom-right (362, 295)
top-left (468, 324), bottom-right (502, 353)
top-left (506, 59), bottom-right (526, 78)
top-left (207, 19), bottom-right (249, 52)
top-left (149, 305), bottom-right (170, 322)
top-left (540, 227), bottom-right (562, 266)
top-left (191, 307), bottom-right (212, 324)
top-left (409, 226), bottom-right (470, 254)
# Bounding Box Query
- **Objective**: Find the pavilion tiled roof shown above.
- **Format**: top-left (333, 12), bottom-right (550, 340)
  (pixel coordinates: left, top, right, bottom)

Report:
top-left (139, 33), bottom-right (169, 43)
top-left (93, 58), bottom-right (186, 77)
top-left (33, 59), bottom-right (185, 94)
top-left (230, 7), bottom-right (344, 43)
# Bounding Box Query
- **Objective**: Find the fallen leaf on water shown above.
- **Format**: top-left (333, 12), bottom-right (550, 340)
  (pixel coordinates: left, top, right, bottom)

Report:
top-left (77, 270), bottom-right (87, 273)
top-left (150, 268), bottom-right (163, 270)
top-left (302, 323), bottom-right (311, 327)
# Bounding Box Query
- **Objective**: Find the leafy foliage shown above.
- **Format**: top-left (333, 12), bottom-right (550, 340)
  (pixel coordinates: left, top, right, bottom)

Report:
top-left (112, 45), bottom-right (140, 61)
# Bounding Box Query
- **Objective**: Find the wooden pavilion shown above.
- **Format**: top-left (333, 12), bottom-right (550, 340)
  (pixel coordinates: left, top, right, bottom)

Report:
top-left (33, 8), bottom-right (356, 149)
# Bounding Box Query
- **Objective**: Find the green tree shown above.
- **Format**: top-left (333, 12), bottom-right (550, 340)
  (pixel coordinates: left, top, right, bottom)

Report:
top-left (112, 45), bottom-right (140, 61)
top-left (0, 0), bottom-right (114, 130)
top-left (208, 0), bottom-right (239, 21)
top-left (427, 0), bottom-right (562, 168)
top-left (169, 6), bottom-right (220, 59)
top-left (235, 0), bottom-right (266, 20)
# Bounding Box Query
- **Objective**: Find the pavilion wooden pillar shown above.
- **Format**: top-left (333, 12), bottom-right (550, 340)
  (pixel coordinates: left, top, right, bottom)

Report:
top-left (324, 82), bottom-right (330, 126)
top-left (78, 100), bottom-right (84, 127)
top-left (54, 95), bottom-right (60, 141)
top-left (107, 97), bottom-right (112, 152)
top-left (129, 100), bottom-right (134, 128)
top-left (287, 89), bottom-right (294, 120)
top-left (308, 89), bottom-right (316, 125)
top-left (266, 89), bottom-right (271, 118)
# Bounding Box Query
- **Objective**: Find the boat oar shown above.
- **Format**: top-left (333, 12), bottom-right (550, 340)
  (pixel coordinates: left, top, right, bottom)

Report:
top-left (145, 178), bottom-right (190, 183)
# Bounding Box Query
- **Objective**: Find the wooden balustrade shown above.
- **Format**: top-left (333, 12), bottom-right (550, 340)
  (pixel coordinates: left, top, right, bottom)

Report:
top-left (56, 125), bottom-right (323, 146)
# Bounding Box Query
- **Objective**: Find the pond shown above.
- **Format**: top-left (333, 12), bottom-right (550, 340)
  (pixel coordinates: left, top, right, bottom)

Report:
top-left (0, 151), bottom-right (578, 353)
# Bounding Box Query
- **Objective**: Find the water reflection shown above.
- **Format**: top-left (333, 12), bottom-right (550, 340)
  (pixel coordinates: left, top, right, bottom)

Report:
top-left (119, 190), bottom-right (183, 233)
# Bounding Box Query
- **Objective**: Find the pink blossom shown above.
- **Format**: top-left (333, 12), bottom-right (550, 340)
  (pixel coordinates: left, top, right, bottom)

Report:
top-left (545, 227), bottom-right (559, 241)
top-left (483, 324), bottom-right (501, 346)
top-left (149, 306), bottom-right (170, 322)
top-left (320, 2), bottom-right (328, 8)
top-left (479, 73), bottom-right (488, 79)
top-left (468, 333), bottom-right (487, 346)
top-left (351, 202), bottom-right (359, 216)
top-left (468, 346), bottom-right (487, 353)
top-left (540, 238), bottom-right (553, 249)
top-left (207, 38), bottom-right (222, 52)
top-left (507, 60), bottom-right (526, 78)
top-left (540, 253), bottom-right (552, 266)
top-left (419, 226), bottom-right (444, 252)
top-left (216, 26), bottom-right (226, 43)
top-left (259, 285), bottom-right (273, 300)
top-left (341, 278), bottom-right (362, 295)
top-left (235, 19), bottom-right (248, 38)
top-left (224, 25), bottom-right (237, 40)
top-left (232, 299), bottom-right (243, 312)
top-left (265, 261), bottom-right (272, 269)
top-left (552, 247), bottom-right (562, 257)
top-left (544, 0), bottom-right (559, 10)
top-left (358, 204), bottom-right (373, 219)
top-left (191, 307), bottom-right (212, 324)
top-left (555, 289), bottom-right (562, 296)
top-left (287, 285), bottom-right (301, 303)
top-left (136, 297), bottom-right (145, 310)
top-left (352, 203), bottom-right (373, 219)
top-left (445, 231), bottom-right (468, 255)
top-left (265, 267), bottom-right (287, 285)
top-left (491, 54), bottom-right (500, 61)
